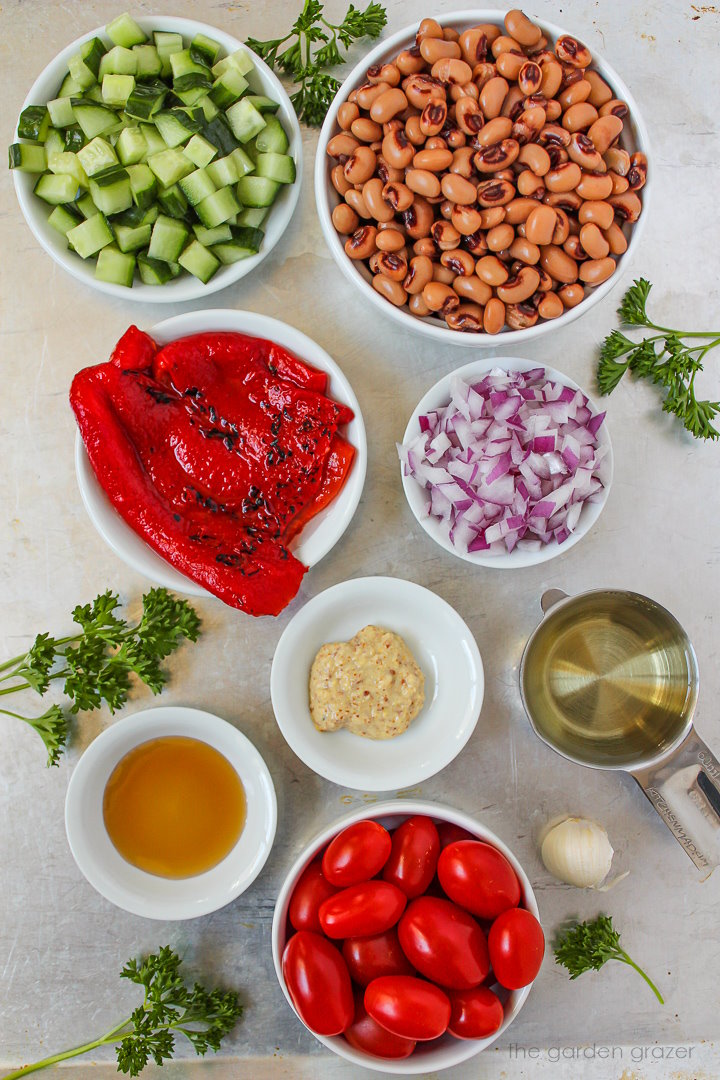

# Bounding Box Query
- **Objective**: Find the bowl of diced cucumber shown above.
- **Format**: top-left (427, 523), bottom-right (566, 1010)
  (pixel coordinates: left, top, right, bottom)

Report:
top-left (9, 13), bottom-right (302, 299)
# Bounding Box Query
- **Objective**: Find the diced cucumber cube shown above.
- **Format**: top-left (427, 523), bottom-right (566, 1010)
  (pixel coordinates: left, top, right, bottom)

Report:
top-left (184, 133), bottom-right (218, 168)
top-left (73, 101), bottom-right (119, 139)
top-left (244, 95), bottom-right (281, 114)
top-left (229, 146), bottom-right (255, 178)
top-left (191, 34), bottom-right (222, 66)
top-left (116, 125), bottom-right (147, 165)
top-left (126, 161), bottom-right (158, 210)
top-left (236, 206), bottom-right (269, 228)
top-left (106, 13), bottom-right (147, 48)
top-left (68, 50), bottom-right (99, 90)
top-left (212, 48), bottom-right (254, 79)
top-left (255, 115), bottom-right (289, 154)
top-left (192, 222), bottom-right (232, 245)
top-left (226, 99), bottom-right (266, 143)
top-left (147, 147), bottom-right (194, 187)
top-left (178, 238), bottom-right (219, 282)
top-left (18, 105), bottom-right (51, 143)
top-left (44, 128), bottom-right (66, 157)
top-left (178, 167), bottom-right (216, 206)
top-left (57, 74), bottom-right (83, 97)
top-left (157, 183), bottom-right (189, 219)
top-left (154, 31), bottom-right (183, 77)
top-left (102, 74), bottom-right (135, 107)
top-left (254, 151), bottom-right (296, 185)
top-left (48, 151), bottom-right (89, 187)
top-left (77, 136), bottom-right (118, 177)
top-left (138, 252), bottom-right (173, 284)
top-left (113, 220), bottom-right (152, 252)
top-left (63, 126), bottom-right (86, 152)
top-left (236, 174), bottom-right (280, 207)
top-left (148, 214), bottom-right (189, 261)
top-left (48, 204), bottom-right (82, 235)
top-left (47, 97), bottom-right (76, 128)
top-left (67, 212), bottom-right (113, 257)
top-left (206, 154), bottom-right (238, 187)
top-left (133, 44), bottom-right (162, 77)
top-left (125, 79), bottom-right (167, 121)
top-left (211, 226), bottom-right (263, 264)
top-left (99, 45), bottom-right (137, 79)
top-left (170, 50), bottom-right (212, 93)
top-left (154, 109), bottom-right (201, 149)
top-left (209, 67), bottom-right (248, 109)
top-left (139, 123), bottom-right (166, 156)
top-left (9, 143), bottom-right (46, 172)
top-left (195, 185), bottom-right (241, 228)
top-left (89, 167), bottom-right (133, 215)
top-left (201, 96), bottom-right (220, 122)
top-left (77, 192), bottom-right (100, 218)
top-left (96, 243), bottom-right (135, 286)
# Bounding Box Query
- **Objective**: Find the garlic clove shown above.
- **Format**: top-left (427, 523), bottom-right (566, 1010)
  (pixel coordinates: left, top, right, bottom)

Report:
top-left (540, 816), bottom-right (622, 890)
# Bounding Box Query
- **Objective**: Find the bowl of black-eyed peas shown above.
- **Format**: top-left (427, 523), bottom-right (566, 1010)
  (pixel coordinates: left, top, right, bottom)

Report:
top-left (315, 9), bottom-right (651, 345)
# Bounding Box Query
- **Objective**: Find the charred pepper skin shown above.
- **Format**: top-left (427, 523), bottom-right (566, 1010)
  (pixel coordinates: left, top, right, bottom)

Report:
top-left (70, 327), bottom-right (355, 617)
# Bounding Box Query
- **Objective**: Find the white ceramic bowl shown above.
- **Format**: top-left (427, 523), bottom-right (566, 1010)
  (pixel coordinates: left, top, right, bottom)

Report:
top-left (270, 576), bottom-right (483, 790)
top-left (400, 356), bottom-right (613, 569)
top-left (12, 17), bottom-right (302, 302)
top-left (315, 10), bottom-right (652, 347)
top-left (272, 798), bottom-right (540, 1073)
top-left (75, 309), bottom-right (367, 597)
top-left (64, 706), bottom-right (277, 919)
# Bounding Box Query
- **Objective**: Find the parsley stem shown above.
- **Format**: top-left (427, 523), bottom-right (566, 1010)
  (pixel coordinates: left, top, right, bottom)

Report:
top-left (2, 1020), bottom-right (132, 1078)
top-left (617, 950), bottom-right (664, 1004)
top-left (0, 682), bottom-right (33, 696)
top-left (0, 706), bottom-right (41, 721)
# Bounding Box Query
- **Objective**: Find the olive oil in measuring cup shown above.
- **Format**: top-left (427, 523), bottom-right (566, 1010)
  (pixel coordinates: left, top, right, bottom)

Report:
top-left (521, 591), bottom-right (698, 769)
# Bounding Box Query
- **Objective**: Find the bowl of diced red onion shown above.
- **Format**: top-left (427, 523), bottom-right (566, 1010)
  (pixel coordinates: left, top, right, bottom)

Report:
top-left (398, 358), bottom-right (613, 568)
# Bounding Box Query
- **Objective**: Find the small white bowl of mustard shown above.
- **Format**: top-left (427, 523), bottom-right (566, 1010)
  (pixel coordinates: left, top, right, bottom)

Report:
top-left (64, 705), bottom-right (276, 919)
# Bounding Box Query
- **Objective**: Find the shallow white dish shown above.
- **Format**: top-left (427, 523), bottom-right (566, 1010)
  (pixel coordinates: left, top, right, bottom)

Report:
top-left (401, 356), bottom-right (613, 569)
top-left (270, 576), bottom-right (483, 790)
top-left (76, 309), bottom-right (367, 597)
top-left (12, 16), bottom-right (302, 303)
top-left (272, 798), bottom-right (540, 1074)
top-left (315, 9), bottom-right (652, 347)
top-left (64, 705), bottom-right (277, 920)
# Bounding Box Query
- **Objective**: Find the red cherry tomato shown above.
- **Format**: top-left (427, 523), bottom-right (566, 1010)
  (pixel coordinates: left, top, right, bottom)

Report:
top-left (288, 859), bottom-right (339, 933)
top-left (319, 881), bottom-right (407, 939)
top-left (342, 928), bottom-right (415, 987)
top-left (282, 931), bottom-right (354, 1036)
top-left (322, 820), bottom-right (392, 887)
top-left (344, 994), bottom-right (417, 1059)
top-left (437, 822), bottom-right (475, 849)
top-left (382, 816), bottom-right (440, 899)
top-left (488, 907), bottom-right (545, 990)
top-left (437, 841), bottom-right (521, 920)
top-left (398, 896), bottom-right (490, 989)
top-left (448, 985), bottom-right (505, 1039)
top-left (364, 975), bottom-right (451, 1041)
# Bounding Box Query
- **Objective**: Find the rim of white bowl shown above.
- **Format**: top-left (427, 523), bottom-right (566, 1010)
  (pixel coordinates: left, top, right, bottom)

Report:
top-left (74, 310), bottom-right (367, 597)
top-left (315, 10), bottom-right (652, 347)
top-left (65, 706), bottom-right (277, 920)
top-left (400, 356), bottom-right (614, 568)
top-left (270, 575), bottom-right (484, 789)
top-left (12, 16), bottom-right (302, 303)
top-left (271, 798), bottom-right (540, 1074)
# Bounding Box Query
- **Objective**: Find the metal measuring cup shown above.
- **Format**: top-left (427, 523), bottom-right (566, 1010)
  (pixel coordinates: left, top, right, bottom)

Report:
top-left (520, 589), bottom-right (720, 872)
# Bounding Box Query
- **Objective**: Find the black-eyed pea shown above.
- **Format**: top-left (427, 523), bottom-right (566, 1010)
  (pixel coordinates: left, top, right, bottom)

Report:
top-left (555, 35), bottom-right (592, 67)
top-left (575, 171), bottom-right (614, 200)
top-left (628, 152), bottom-right (648, 191)
top-left (505, 301), bottom-right (539, 328)
top-left (536, 267), bottom-right (553, 291)
top-left (579, 256), bottom-right (616, 285)
top-left (444, 27), bottom-right (460, 42)
top-left (344, 225), bottom-right (377, 260)
top-left (452, 204), bottom-right (484, 235)
top-left (479, 206), bottom-right (507, 228)
top-left (538, 291), bottom-right (564, 319)
top-left (422, 281), bottom-right (460, 314)
top-left (372, 273), bottom-right (408, 306)
top-left (376, 251), bottom-right (408, 281)
top-left (504, 197), bottom-right (540, 224)
top-left (362, 178), bottom-right (395, 223)
top-left (476, 254), bottom-right (510, 285)
top-left (539, 243), bottom-right (578, 283)
top-left (419, 35), bottom-right (461, 63)
top-left (351, 117), bottom-right (383, 143)
top-left (376, 156), bottom-right (404, 184)
top-left (588, 114), bottom-right (623, 153)
top-left (504, 9), bottom-right (543, 46)
top-left (518, 61), bottom-right (542, 96)
top-left (327, 133), bottom-right (360, 161)
top-left (419, 98), bottom-right (448, 137)
top-left (497, 265), bottom-right (540, 302)
top-left (464, 229), bottom-right (489, 255)
top-left (487, 223), bottom-right (515, 251)
top-left (546, 145), bottom-right (569, 168)
top-left (578, 200), bottom-right (614, 230)
top-left (368, 250), bottom-right (382, 274)
top-left (518, 143), bottom-right (551, 175)
top-left (382, 129), bottom-right (415, 169)
top-left (440, 172), bottom-right (478, 205)
top-left (540, 59), bottom-right (563, 98)
top-left (454, 274), bottom-right (492, 305)
top-left (370, 88), bottom-right (409, 124)
top-left (430, 219), bottom-right (461, 249)
top-left (402, 196), bottom-right (435, 238)
top-left (445, 126), bottom-right (467, 149)
top-left (509, 236), bottom-right (541, 264)
top-left (517, 169), bottom-right (545, 198)
top-left (332, 203), bottom-right (360, 234)
top-left (431, 57), bottom-right (473, 84)
top-left (585, 70), bottom-right (613, 107)
top-left (558, 79), bottom-right (592, 110)
top-left (608, 190), bottom-right (642, 222)
top-left (545, 162), bottom-right (582, 192)
top-left (376, 227), bottom-right (406, 252)
top-left (537, 123), bottom-right (571, 148)
top-left (454, 95), bottom-right (485, 135)
top-left (396, 47), bottom-right (425, 76)
top-left (331, 163), bottom-right (352, 196)
top-left (604, 147), bottom-right (630, 176)
top-left (603, 221), bottom-right (628, 255)
top-left (544, 99), bottom-right (563, 122)
top-left (562, 102), bottom-right (599, 132)
top-left (544, 190), bottom-right (582, 213)
top-left (446, 303), bottom-right (485, 331)
top-left (450, 80), bottom-right (480, 102)
top-left (366, 62), bottom-right (401, 87)
top-left (480, 76), bottom-right (510, 119)
top-left (416, 148), bottom-right (455, 173)
top-left (338, 102), bottom-right (360, 130)
top-left (496, 50), bottom-right (526, 81)
top-left (416, 17), bottom-right (444, 43)
top-left (599, 99), bottom-right (629, 119)
top-left (432, 263), bottom-right (456, 284)
top-left (568, 132), bottom-right (604, 171)
top-left (579, 222), bottom-right (610, 260)
top-left (512, 106), bottom-right (546, 143)
top-left (404, 73), bottom-right (446, 109)
top-left (563, 236), bottom-right (589, 262)
top-left (413, 237), bottom-right (438, 258)
top-left (483, 296), bottom-right (506, 333)
top-left (491, 34), bottom-right (522, 57)
top-left (551, 207), bottom-right (571, 245)
top-left (439, 199), bottom-right (454, 219)
top-left (558, 282), bottom-right (585, 307)
top-left (380, 182), bottom-right (412, 213)
top-left (355, 81), bottom-right (391, 111)
top-left (459, 27), bottom-right (490, 66)
top-left (409, 292), bottom-right (431, 316)
top-left (441, 248), bottom-right (476, 276)
top-left (609, 171), bottom-right (630, 194)
top-left (345, 188), bottom-right (372, 219)
top-left (477, 178), bottom-right (516, 207)
top-left (406, 168), bottom-right (442, 198)
top-left (405, 115), bottom-right (426, 146)
top-left (343, 146), bottom-right (377, 185)
top-left (403, 254), bottom-right (434, 294)
top-left (474, 138), bottom-right (521, 173)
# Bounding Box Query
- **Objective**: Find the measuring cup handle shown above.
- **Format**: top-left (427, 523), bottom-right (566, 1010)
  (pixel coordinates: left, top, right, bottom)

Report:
top-left (541, 589), bottom-right (568, 613)
top-left (632, 731), bottom-right (720, 873)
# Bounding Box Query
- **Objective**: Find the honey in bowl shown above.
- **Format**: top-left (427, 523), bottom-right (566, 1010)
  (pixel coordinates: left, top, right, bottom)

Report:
top-left (103, 736), bottom-right (246, 878)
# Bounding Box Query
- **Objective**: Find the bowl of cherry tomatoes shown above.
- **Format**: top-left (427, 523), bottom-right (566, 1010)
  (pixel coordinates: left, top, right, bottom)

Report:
top-left (271, 799), bottom-right (543, 1073)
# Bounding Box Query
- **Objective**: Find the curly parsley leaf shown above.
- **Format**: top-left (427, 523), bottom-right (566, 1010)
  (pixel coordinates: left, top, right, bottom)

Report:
top-left (555, 914), bottom-right (664, 1003)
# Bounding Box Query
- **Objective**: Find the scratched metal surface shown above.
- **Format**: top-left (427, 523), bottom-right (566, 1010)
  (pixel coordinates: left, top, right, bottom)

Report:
top-left (1, 1), bottom-right (719, 1077)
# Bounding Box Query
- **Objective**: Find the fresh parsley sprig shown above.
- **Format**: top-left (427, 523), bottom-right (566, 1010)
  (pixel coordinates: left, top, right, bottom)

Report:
top-left (597, 278), bottom-right (720, 440)
top-left (247, 0), bottom-right (387, 125)
top-left (555, 914), bottom-right (664, 1004)
top-left (0, 588), bottom-right (201, 766)
top-left (2, 947), bottom-right (241, 1079)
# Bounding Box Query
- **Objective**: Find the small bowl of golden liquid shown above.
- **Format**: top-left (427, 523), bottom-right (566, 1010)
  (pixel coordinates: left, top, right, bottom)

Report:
top-left (65, 707), bottom-right (277, 919)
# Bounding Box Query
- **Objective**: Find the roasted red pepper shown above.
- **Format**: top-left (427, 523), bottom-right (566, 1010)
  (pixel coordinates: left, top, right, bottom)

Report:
top-left (70, 328), bottom-right (355, 616)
